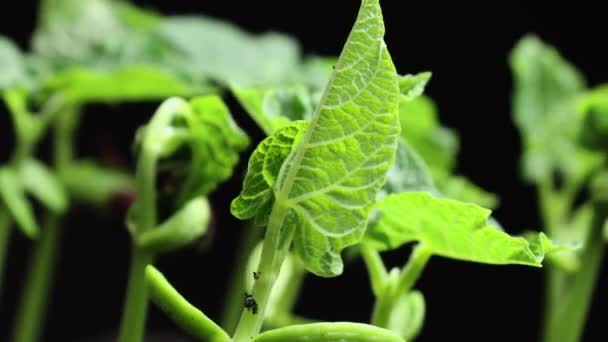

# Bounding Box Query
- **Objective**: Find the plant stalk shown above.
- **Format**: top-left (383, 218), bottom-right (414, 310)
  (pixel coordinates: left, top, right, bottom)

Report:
top-left (10, 215), bottom-right (63, 342)
top-left (543, 203), bottom-right (607, 342)
top-left (0, 210), bottom-right (11, 300)
top-left (232, 200), bottom-right (293, 342)
top-left (118, 248), bottom-right (154, 342)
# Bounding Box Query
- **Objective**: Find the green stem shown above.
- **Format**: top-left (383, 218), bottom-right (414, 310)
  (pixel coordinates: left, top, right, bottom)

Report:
top-left (0, 210), bottom-right (11, 298)
top-left (10, 215), bottom-right (63, 342)
top-left (371, 244), bottom-right (431, 329)
top-left (361, 244), bottom-right (388, 297)
top-left (146, 265), bottom-right (230, 342)
top-left (118, 248), bottom-right (154, 342)
top-left (232, 200), bottom-right (293, 342)
top-left (543, 203), bottom-right (607, 342)
top-left (221, 222), bottom-right (262, 334)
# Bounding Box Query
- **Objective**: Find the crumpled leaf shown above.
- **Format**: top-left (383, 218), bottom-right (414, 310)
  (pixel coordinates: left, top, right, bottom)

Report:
top-left (232, 0), bottom-right (400, 276)
top-left (399, 72), bottom-right (431, 101)
top-left (366, 192), bottom-right (568, 266)
top-left (252, 322), bottom-right (404, 342)
top-left (0, 167), bottom-right (38, 238)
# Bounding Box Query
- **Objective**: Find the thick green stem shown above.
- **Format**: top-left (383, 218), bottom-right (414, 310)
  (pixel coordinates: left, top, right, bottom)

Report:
top-left (371, 244), bottom-right (431, 329)
top-left (361, 244), bottom-right (388, 297)
top-left (232, 200), bottom-right (293, 342)
top-left (118, 249), bottom-right (154, 342)
top-left (147, 265), bottom-right (230, 342)
top-left (0, 210), bottom-right (11, 298)
top-left (543, 204), bottom-right (607, 342)
top-left (221, 223), bottom-right (261, 334)
top-left (10, 215), bottom-right (62, 342)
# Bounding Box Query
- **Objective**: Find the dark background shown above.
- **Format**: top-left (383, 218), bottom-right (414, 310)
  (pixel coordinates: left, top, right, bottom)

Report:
top-left (1, 1), bottom-right (608, 341)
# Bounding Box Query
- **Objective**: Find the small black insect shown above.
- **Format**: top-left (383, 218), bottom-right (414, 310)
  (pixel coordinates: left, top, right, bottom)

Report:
top-left (253, 271), bottom-right (260, 280)
top-left (244, 292), bottom-right (258, 314)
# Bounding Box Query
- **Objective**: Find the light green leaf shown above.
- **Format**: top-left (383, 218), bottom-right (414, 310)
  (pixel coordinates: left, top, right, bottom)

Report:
top-left (158, 15), bottom-right (300, 86)
top-left (231, 121), bottom-right (309, 225)
top-left (379, 137), bottom-right (436, 198)
top-left (59, 160), bottom-right (134, 206)
top-left (510, 35), bottom-right (600, 182)
top-left (399, 72), bottom-right (431, 101)
top-left (20, 159), bottom-right (68, 213)
top-left (232, 85), bottom-right (313, 135)
top-left (137, 197), bottom-right (210, 254)
top-left (295, 56), bottom-right (336, 91)
top-left (578, 85), bottom-right (608, 150)
top-left (0, 167), bottom-right (38, 238)
top-left (523, 231), bottom-right (580, 272)
top-left (252, 323), bottom-right (405, 342)
top-left (399, 95), bottom-right (458, 176)
top-left (387, 290), bottom-right (425, 341)
top-left (0, 36), bottom-right (27, 90)
top-left (434, 172), bottom-right (499, 209)
top-left (366, 192), bottom-right (562, 266)
top-left (43, 65), bottom-right (212, 104)
top-left (232, 0), bottom-right (400, 276)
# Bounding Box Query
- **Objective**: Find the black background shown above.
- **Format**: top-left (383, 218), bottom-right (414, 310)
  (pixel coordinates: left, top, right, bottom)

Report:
top-left (1, 1), bottom-right (608, 341)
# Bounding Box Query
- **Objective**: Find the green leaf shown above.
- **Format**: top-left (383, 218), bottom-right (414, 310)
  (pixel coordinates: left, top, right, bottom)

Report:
top-left (252, 323), bottom-right (405, 342)
top-left (231, 85), bottom-right (313, 136)
top-left (578, 85), bottom-right (608, 150)
top-left (379, 137), bottom-right (436, 198)
top-left (0, 36), bottom-right (27, 90)
top-left (399, 95), bottom-right (458, 176)
top-left (43, 65), bottom-right (212, 104)
top-left (399, 72), bottom-right (432, 101)
top-left (146, 266), bottom-right (230, 342)
top-left (0, 167), bottom-right (38, 238)
top-left (523, 231), bottom-right (580, 272)
top-left (232, 0), bottom-right (400, 276)
top-left (137, 197), bottom-right (210, 254)
top-left (59, 160), bottom-right (134, 206)
top-left (366, 192), bottom-right (562, 266)
top-left (20, 159), bottom-right (68, 213)
top-left (510, 35), bottom-right (600, 182)
top-left (387, 290), bottom-right (425, 341)
top-left (139, 96), bottom-right (249, 206)
top-left (158, 15), bottom-right (300, 86)
top-left (175, 96), bottom-right (250, 203)
top-left (434, 173), bottom-right (499, 209)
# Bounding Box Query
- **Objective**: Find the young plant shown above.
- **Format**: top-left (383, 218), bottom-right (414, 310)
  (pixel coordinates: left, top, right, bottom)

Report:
top-left (510, 35), bottom-right (608, 342)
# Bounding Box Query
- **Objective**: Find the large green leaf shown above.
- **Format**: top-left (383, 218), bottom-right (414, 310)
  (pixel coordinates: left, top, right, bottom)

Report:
top-left (20, 159), bottom-right (68, 214)
top-left (365, 192), bottom-right (566, 266)
top-left (510, 35), bottom-right (600, 182)
top-left (158, 15), bottom-right (300, 86)
top-left (0, 36), bottom-right (27, 90)
top-left (252, 323), bottom-right (404, 342)
top-left (0, 167), bottom-right (38, 238)
top-left (232, 0), bottom-right (400, 276)
top-left (43, 65), bottom-right (212, 104)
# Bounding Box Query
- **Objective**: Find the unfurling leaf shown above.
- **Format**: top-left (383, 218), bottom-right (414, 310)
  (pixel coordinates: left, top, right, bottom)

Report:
top-left (232, 0), bottom-right (400, 276)
top-left (20, 159), bottom-right (68, 213)
top-left (0, 167), bottom-right (38, 238)
top-left (137, 197), bottom-right (210, 254)
top-left (252, 322), bottom-right (405, 342)
top-left (366, 192), bottom-right (565, 266)
top-left (398, 72), bottom-right (432, 101)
